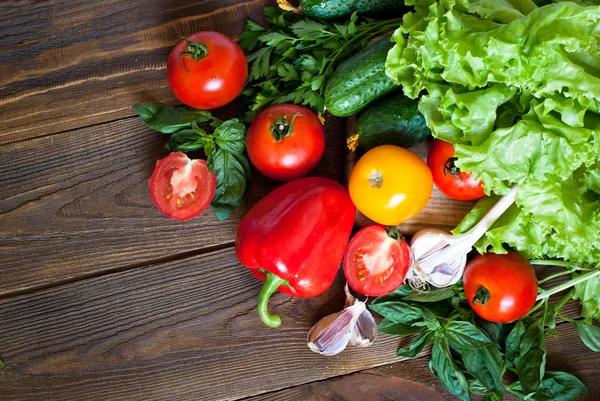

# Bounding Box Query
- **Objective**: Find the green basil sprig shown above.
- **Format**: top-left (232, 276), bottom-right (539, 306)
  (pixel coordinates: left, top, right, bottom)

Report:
top-left (133, 104), bottom-right (251, 221)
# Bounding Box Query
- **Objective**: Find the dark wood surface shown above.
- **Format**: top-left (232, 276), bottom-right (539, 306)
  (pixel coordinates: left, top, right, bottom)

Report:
top-left (0, 0), bottom-right (597, 400)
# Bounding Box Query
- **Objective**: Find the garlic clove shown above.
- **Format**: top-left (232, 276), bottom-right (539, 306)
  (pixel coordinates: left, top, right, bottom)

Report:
top-left (307, 302), bottom-right (366, 356)
top-left (410, 228), bottom-right (454, 260)
top-left (344, 283), bottom-right (356, 309)
top-left (349, 306), bottom-right (377, 347)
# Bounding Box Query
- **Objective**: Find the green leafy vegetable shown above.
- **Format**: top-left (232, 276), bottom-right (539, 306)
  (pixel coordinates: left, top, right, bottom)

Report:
top-left (239, 7), bottom-right (404, 120)
top-left (445, 321), bottom-right (493, 349)
top-left (430, 337), bottom-right (471, 401)
top-left (133, 104), bottom-right (251, 220)
top-left (574, 321), bottom-right (600, 352)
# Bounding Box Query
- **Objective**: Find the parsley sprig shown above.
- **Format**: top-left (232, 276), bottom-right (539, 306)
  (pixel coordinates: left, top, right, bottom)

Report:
top-left (239, 7), bottom-right (403, 120)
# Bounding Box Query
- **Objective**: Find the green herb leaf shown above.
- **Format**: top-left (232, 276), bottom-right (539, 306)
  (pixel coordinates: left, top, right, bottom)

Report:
top-left (404, 287), bottom-right (455, 303)
top-left (277, 63), bottom-right (300, 82)
top-left (0, 359), bottom-right (3, 366)
top-left (378, 318), bottom-right (422, 336)
top-left (462, 345), bottom-right (504, 395)
top-left (213, 119), bottom-right (246, 155)
top-left (209, 149), bottom-right (251, 221)
top-left (574, 321), bottom-right (600, 352)
top-left (165, 129), bottom-right (207, 152)
top-left (505, 320), bottom-right (526, 369)
top-left (468, 379), bottom-right (488, 395)
top-left (445, 321), bottom-right (493, 349)
top-left (239, 20), bottom-right (266, 51)
top-left (573, 272), bottom-right (600, 322)
top-left (516, 323), bottom-right (546, 394)
top-left (397, 329), bottom-right (434, 358)
top-left (430, 337), bottom-right (470, 401)
top-left (477, 319), bottom-right (512, 350)
top-left (421, 308), bottom-right (441, 331)
top-left (247, 47), bottom-right (273, 81)
top-left (508, 372), bottom-right (587, 401)
top-left (369, 301), bottom-right (425, 326)
top-left (372, 285), bottom-right (414, 304)
top-left (484, 392), bottom-right (503, 401)
top-left (133, 104), bottom-right (212, 134)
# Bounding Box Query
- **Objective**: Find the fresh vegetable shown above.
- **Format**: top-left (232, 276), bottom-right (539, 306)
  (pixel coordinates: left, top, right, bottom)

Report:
top-left (409, 187), bottom-right (518, 288)
top-left (324, 35), bottom-right (398, 117)
top-left (371, 275), bottom-right (591, 401)
top-left (464, 252), bottom-right (538, 323)
top-left (386, 0), bottom-right (600, 266)
top-left (133, 104), bottom-right (251, 220)
top-left (166, 32), bottom-right (247, 110)
top-left (349, 92), bottom-right (430, 152)
top-left (246, 104), bottom-right (325, 181)
top-left (235, 177), bottom-right (356, 328)
top-left (307, 285), bottom-right (377, 356)
top-left (348, 145), bottom-right (432, 226)
top-left (344, 225), bottom-right (412, 296)
top-left (239, 7), bottom-right (403, 120)
top-left (277, 0), bottom-right (405, 21)
top-left (149, 152), bottom-right (216, 220)
top-left (427, 139), bottom-right (485, 201)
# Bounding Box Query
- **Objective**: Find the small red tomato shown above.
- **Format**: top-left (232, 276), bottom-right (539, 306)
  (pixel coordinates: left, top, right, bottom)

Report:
top-left (166, 31), bottom-right (247, 110)
top-left (149, 152), bottom-right (216, 220)
top-left (343, 225), bottom-right (413, 296)
top-left (427, 139), bottom-right (485, 200)
top-left (464, 251), bottom-right (538, 323)
top-left (246, 104), bottom-right (325, 181)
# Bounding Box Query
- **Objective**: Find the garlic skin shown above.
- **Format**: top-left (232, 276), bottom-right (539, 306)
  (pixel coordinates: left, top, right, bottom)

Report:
top-left (307, 285), bottom-right (377, 356)
top-left (408, 186), bottom-right (519, 288)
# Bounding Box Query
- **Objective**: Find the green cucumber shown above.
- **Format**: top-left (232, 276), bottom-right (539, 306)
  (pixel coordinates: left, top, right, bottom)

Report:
top-left (324, 36), bottom-right (399, 117)
top-left (299, 0), bottom-right (405, 20)
top-left (355, 92), bottom-right (431, 151)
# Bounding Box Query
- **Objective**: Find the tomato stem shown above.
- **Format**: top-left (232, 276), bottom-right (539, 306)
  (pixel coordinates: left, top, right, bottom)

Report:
top-left (180, 36), bottom-right (209, 70)
top-left (443, 157), bottom-right (462, 180)
top-left (257, 271), bottom-right (287, 328)
top-left (472, 286), bottom-right (491, 305)
top-left (270, 113), bottom-right (300, 142)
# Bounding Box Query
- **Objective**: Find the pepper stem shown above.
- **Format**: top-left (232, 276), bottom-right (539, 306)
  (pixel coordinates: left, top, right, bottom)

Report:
top-left (257, 271), bottom-right (287, 328)
top-left (473, 286), bottom-right (491, 305)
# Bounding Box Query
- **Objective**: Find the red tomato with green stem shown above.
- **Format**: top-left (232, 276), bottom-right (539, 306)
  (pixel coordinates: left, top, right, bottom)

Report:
top-left (427, 139), bottom-right (485, 200)
top-left (149, 152), bottom-right (216, 220)
top-left (246, 104), bottom-right (325, 181)
top-left (167, 31), bottom-right (247, 110)
top-left (344, 225), bottom-right (413, 296)
top-left (464, 251), bottom-right (538, 323)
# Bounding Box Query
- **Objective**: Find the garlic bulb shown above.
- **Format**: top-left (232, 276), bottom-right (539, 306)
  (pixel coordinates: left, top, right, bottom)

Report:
top-left (307, 285), bottom-right (376, 356)
top-left (409, 186), bottom-right (519, 288)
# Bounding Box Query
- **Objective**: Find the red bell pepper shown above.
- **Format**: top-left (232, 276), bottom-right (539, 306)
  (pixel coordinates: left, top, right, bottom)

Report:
top-left (236, 177), bottom-right (356, 328)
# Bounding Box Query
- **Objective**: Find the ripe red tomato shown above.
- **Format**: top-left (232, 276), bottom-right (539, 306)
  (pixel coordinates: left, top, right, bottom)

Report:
top-left (246, 104), bottom-right (325, 181)
top-left (166, 31), bottom-right (248, 110)
top-left (464, 251), bottom-right (538, 323)
top-left (149, 152), bottom-right (216, 220)
top-left (427, 139), bottom-right (485, 200)
top-left (343, 225), bottom-right (413, 296)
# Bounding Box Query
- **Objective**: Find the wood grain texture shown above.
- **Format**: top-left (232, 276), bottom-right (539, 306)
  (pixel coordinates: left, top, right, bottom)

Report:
top-left (243, 323), bottom-right (600, 401)
top-left (0, 112), bottom-right (346, 296)
top-left (0, 248), bottom-right (406, 401)
top-left (0, 0), bottom-right (271, 143)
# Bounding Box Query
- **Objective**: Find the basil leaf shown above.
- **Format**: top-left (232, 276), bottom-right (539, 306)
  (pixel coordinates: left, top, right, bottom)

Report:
top-left (430, 337), bottom-right (470, 401)
top-left (404, 287), bottom-right (455, 303)
top-left (545, 304), bottom-right (557, 334)
top-left (505, 320), bottom-right (526, 369)
top-left (574, 321), bottom-right (600, 352)
top-left (421, 308), bottom-right (441, 331)
top-left (214, 119), bottom-right (247, 155)
top-left (133, 104), bottom-right (212, 133)
top-left (478, 319), bottom-right (512, 350)
top-left (572, 272), bottom-right (600, 322)
top-left (445, 321), bottom-right (493, 349)
top-left (397, 329), bottom-right (434, 358)
top-left (378, 318), bottom-right (421, 336)
top-left (462, 344), bottom-right (503, 395)
top-left (209, 149), bottom-right (251, 221)
top-left (165, 129), bottom-right (207, 152)
top-left (508, 372), bottom-right (587, 401)
top-left (484, 392), bottom-right (503, 401)
top-left (516, 323), bottom-right (546, 394)
top-left (369, 301), bottom-right (425, 326)
top-left (371, 285), bottom-right (413, 305)
top-left (468, 379), bottom-right (487, 395)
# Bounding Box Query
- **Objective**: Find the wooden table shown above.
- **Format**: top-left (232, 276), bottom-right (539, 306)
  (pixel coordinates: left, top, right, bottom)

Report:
top-left (1, 1), bottom-right (598, 399)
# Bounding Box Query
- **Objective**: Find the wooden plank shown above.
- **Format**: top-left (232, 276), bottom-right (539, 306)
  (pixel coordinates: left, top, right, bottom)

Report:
top-left (243, 323), bottom-right (600, 401)
top-left (0, 0), bottom-right (270, 143)
top-left (0, 113), bottom-right (346, 295)
top-left (0, 248), bottom-right (405, 401)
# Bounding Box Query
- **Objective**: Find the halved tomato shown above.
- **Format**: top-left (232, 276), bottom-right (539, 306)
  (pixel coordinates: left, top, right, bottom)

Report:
top-left (149, 152), bottom-right (216, 220)
top-left (343, 225), bottom-right (413, 296)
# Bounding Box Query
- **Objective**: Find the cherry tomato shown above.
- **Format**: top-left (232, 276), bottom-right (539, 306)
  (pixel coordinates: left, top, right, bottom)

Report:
top-left (427, 139), bottom-right (485, 200)
top-left (464, 251), bottom-right (538, 323)
top-left (246, 104), bottom-right (325, 181)
top-left (166, 32), bottom-right (248, 110)
top-left (349, 145), bottom-right (433, 226)
top-left (344, 225), bottom-right (412, 296)
top-left (149, 152), bottom-right (216, 220)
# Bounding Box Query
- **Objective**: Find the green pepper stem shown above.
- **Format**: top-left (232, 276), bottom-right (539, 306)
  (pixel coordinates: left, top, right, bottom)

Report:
top-left (257, 271), bottom-right (288, 328)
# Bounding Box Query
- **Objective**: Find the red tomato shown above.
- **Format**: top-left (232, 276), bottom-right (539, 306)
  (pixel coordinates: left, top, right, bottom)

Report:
top-left (166, 32), bottom-right (248, 110)
top-left (149, 152), bottom-right (216, 220)
top-left (246, 104), bottom-right (325, 181)
top-left (464, 252), bottom-right (538, 323)
top-left (427, 139), bottom-right (485, 200)
top-left (343, 225), bottom-right (413, 296)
